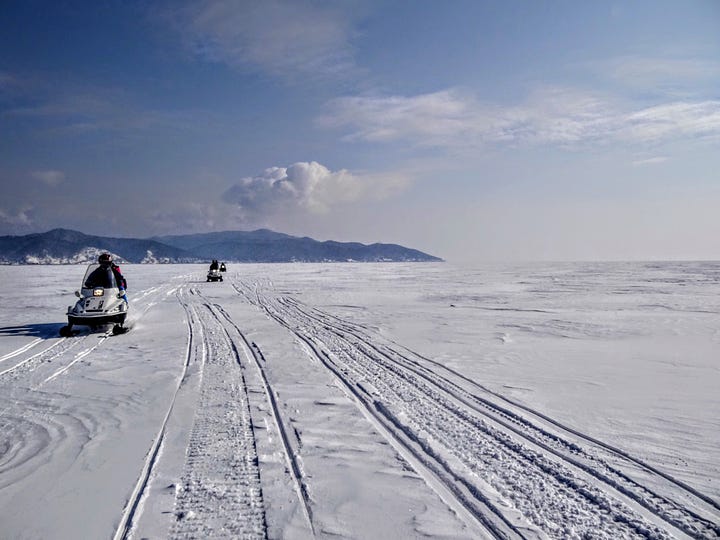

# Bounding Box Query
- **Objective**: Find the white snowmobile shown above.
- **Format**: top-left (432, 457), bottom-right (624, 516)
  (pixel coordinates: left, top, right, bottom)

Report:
top-left (207, 268), bottom-right (223, 282)
top-left (60, 263), bottom-right (129, 336)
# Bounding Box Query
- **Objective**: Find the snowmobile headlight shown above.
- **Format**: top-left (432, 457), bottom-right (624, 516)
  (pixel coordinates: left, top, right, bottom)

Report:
top-left (93, 288), bottom-right (104, 297)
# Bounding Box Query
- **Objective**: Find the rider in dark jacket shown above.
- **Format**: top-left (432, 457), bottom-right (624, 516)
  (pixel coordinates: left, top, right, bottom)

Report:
top-left (86, 253), bottom-right (127, 301)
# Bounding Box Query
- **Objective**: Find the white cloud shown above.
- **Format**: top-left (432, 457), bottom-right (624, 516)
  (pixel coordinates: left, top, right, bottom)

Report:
top-left (318, 88), bottom-right (616, 148)
top-left (319, 87), bottom-right (720, 150)
top-left (619, 101), bottom-right (720, 142)
top-left (167, 0), bottom-right (359, 79)
top-left (31, 170), bottom-right (65, 186)
top-left (222, 161), bottom-right (409, 223)
top-left (632, 156), bottom-right (668, 166)
top-left (318, 90), bottom-right (483, 145)
top-left (0, 207), bottom-right (33, 233)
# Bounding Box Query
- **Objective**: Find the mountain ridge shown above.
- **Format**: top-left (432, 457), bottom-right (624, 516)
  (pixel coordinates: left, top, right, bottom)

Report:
top-left (0, 228), bottom-right (443, 264)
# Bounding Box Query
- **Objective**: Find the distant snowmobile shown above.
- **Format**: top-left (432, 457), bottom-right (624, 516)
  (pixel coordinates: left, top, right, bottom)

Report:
top-left (207, 268), bottom-right (223, 282)
top-left (60, 263), bottom-right (129, 336)
top-left (220, 262), bottom-right (226, 272)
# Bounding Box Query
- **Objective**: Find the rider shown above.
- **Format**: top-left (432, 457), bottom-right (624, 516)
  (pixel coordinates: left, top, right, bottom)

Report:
top-left (86, 253), bottom-right (127, 302)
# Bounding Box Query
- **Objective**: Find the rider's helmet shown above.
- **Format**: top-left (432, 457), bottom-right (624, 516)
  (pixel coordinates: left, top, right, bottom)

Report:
top-left (98, 253), bottom-right (113, 265)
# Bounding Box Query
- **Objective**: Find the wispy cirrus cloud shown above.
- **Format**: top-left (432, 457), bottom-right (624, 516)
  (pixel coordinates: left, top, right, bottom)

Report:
top-left (163, 0), bottom-right (361, 80)
top-left (319, 88), bottom-right (614, 147)
top-left (30, 170), bottom-right (65, 186)
top-left (632, 156), bottom-right (668, 166)
top-left (621, 101), bottom-right (720, 142)
top-left (319, 87), bottom-right (720, 150)
top-left (3, 81), bottom-right (202, 137)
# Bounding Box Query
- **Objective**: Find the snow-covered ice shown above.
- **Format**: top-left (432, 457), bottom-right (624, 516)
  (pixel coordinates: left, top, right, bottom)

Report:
top-left (0, 262), bottom-right (718, 539)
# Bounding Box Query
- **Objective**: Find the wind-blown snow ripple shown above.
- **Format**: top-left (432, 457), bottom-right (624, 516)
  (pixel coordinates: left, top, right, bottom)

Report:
top-left (0, 413), bottom-right (61, 489)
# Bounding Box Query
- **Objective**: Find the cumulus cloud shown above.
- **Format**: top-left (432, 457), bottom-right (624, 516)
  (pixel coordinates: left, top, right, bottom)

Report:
top-left (319, 87), bottom-right (720, 150)
top-left (222, 161), bottom-right (409, 223)
top-left (31, 170), bottom-right (65, 186)
top-left (0, 207), bottom-right (34, 234)
top-left (165, 0), bottom-right (360, 79)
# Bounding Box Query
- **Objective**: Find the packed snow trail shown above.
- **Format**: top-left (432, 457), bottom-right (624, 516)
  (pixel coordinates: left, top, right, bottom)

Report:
top-left (210, 301), bottom-right (315, 534)
top-left (233, 277), bottom-right (720, 540)
top-left (112, 283), bottom-right (322, 539)
top-left (167, 288), bottom-right (267, 539)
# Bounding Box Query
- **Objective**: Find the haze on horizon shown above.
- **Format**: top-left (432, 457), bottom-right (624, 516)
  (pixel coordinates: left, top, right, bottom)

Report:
top-left (2, 1), bottom-right (719, 263)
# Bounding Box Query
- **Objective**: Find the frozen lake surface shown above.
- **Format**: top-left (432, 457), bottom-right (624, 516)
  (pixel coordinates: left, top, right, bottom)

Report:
top-left (0, 262), bottom-right (718, 539)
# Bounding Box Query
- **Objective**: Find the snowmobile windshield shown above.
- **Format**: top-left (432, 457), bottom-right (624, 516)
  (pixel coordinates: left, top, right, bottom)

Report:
top-left (83, 263), bottom-right (118, 289)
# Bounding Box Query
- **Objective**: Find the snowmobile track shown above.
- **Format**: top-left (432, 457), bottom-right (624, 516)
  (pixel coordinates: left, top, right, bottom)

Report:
top-left (280, 296), bottom-right (720, 539)
top-left (113, 288), bottom-right (199, 540)
top-left (0, 338), bottom-right (44, 363)
top-left (117, 284), bottom-right (314, 539)
top-left (233, 281), bottom-right (522, 539)
top-left (0, 335), bottom-right (81, 379)
top-left (209, 302), bottom-right (315, 535)
top-left (168, 288), bottom-right (267, 540)
top-left (386, 334), bottom-right (720, 515)
top-left (233, 279), bottom-right (720, 540)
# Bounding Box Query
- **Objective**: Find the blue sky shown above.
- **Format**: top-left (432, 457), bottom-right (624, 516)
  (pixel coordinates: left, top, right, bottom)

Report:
top-left (2, 1), bottom-right (719, 262)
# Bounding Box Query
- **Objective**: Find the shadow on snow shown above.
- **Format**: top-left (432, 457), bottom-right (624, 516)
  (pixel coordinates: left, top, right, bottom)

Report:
top-left (0, 322), bottom-right (67, 338)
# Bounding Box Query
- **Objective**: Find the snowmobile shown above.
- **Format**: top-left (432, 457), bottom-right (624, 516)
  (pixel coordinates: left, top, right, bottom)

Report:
top-left (207, 268), bottom-right (223, 282)
top-left (219, 262), bottom-right (226, 272)
top-left (60, 263), bottom-right (129, 336)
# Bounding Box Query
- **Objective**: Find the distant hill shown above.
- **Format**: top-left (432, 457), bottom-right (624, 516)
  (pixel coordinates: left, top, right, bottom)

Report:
top-left (0, 228), bottom-right (442, 264)
top-left (154, 229), bottom-right (442, 263)
top-left (0, 229), bottom-right (195, 264)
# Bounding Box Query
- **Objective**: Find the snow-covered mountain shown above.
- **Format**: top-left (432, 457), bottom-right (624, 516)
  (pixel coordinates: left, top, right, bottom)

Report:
top-left (153, 229), bottom-right (442, 263)
top-left (0, 229), bottom-right (196, 264)
top-left (0, 228), bottom-right (442, 264)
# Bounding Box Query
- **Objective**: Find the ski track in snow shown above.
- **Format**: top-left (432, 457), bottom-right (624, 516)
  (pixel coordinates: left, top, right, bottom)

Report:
top-left (2, 265), bottom-right (719, 540)
top-left (231, 277), bottom-right (720, 540)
